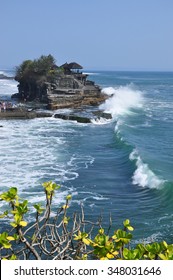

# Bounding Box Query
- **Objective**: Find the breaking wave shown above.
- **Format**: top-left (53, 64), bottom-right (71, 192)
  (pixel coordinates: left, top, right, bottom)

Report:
top-left (91, 117), bottom-right (112, 125)
top-left (100, 84), bottom-right (143, 118)
top-left (129, 149), bottom-right (165, 189)
top-left (99, 84), bottom-right (165, 189)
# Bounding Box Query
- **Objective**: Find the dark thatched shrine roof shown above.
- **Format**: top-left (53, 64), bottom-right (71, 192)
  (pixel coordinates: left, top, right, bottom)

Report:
top-left (68, 62), bottom-right (83, 69)
top-left (60, 62), bottom-right (83, 69)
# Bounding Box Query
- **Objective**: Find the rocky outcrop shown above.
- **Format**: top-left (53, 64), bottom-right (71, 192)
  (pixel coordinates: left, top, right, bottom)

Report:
top-left (47, 88), bottom-right (107, 110)
top-left (54, 110), bottom-right (112, 123)
top-left (0, 107), bottom-right (112, 123)
top-left (92, 111), bottom-right (112, 119)
top-left (12, 75), bottom-right (107, 110)
top-left (12, 55), bottom-right (108, 110)
top-left (0, 108), bottom-right (52, 119)
top-left (54, 114), bottom-right (91, 123)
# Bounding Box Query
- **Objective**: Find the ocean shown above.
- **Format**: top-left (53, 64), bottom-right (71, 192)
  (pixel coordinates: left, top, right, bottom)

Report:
top-left (0, 69), bottom-right (173, 244)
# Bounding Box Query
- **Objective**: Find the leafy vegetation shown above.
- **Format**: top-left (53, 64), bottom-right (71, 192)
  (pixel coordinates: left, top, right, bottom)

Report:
top-left (14, 55), bottom-right (64, 101)
top-left (15, 54), bottom-right (58, 82)
top-left (0, 181), bottom-right (173, 260)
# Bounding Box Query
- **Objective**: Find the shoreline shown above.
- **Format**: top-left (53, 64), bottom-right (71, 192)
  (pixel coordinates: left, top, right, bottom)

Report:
top-left (0, 108), bottom-right (52, 120)
top-left (0, 107), bottom-right (112, 123)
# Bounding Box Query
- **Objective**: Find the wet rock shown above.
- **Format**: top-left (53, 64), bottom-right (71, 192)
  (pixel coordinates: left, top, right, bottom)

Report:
top-left (93, 111), bottom-right (112, 119)
top-left (0, 108), bottom-right (52, 119)
top-left (54, 113), bottom-right (91, 123)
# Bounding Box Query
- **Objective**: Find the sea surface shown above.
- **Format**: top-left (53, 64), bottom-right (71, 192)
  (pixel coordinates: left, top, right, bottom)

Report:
top-left (0, 69), bottom-right (173, 243)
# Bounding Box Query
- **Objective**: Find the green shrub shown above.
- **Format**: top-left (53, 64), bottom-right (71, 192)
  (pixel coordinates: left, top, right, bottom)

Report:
top-left (0, 181), bottom-right (173, 260)
top-left (15, 55), bottom-right (57, 82)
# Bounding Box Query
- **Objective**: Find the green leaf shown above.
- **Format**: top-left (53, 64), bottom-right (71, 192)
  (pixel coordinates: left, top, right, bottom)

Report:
top-left (106, 252), bottom-right (115, 259)
top-left (98, 228), bottom-right (104, 235)
top-left (123, 219), bottom-right (130, 227)
top-left (162, 241), bottom-right (168, 249)
top-left (0, 210), bottom-right (9, 219)
top-left (19, 221), bottom-right (28, 227)
top-left (62, 204), bottom-right (69, 209)
top-left (34, 203), bottom-right (45, 214)
top-left (158, 253), bottom-right (168, 260)
top-left (9, 254), bottom-right (17, 260)
top-left (66, 194), bottom-right (72, 200)
top-left (83, 238), bottom-right (91, 245)
top-left (6, 236), bottom-right (15, 241)
top-left (0, 187), bottom-right (18, 201)
top-left (63, 216), bottom-right (70, 224)
top-left (10, 222), bottom-right (17, 228)
top-left (123, 219), bottom-right (134, 231)
top-left (13, 234), bottom-right (19, 240)
top-left (3, 242), bottom-right (11, 249)
top-left (126, 225), bottom-right (134, 231)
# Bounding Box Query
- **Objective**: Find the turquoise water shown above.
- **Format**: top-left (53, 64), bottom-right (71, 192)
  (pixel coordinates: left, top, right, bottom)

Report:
top-left (0, 70), bottom-right (173, 243)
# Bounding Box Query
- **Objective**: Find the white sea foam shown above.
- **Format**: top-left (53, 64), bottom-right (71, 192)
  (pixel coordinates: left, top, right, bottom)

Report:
top-left (0, 70), bottom-right (12, 75)
top-left (129, 149), bottom-right (164, 189)
top-left (125, 121), bottom-right (152, 128)
top-left (100, 84), bottom-right (143, 118)
top-left (0, 116), bottom-right (99, 216)
top-left (0, 79), bottom-right (18, 98)
top-left (115, 119), bottom-right (123, 133)
top-left (83, 72), bottom-right (99, 75)
top-left (92, 196), bottom-right (109, 201)
top-left (0, 118), bottom-right (94, 208)
top-left (135, 232), bottom-right (162, 244)
top-left (91, 117), bottom-right (112, 125)
top-left (53, 108), bottom-right (73, 115)
top-left (67, 154), bottom-right (94, 169)
top-left (80, 193), bottom-right (108, 202)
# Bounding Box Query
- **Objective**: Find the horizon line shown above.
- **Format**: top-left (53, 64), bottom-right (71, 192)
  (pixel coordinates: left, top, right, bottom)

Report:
top-left (1, 66), bottom-right (173, 73)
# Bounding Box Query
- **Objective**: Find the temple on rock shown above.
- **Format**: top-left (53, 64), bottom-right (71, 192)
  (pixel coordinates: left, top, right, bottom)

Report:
top-left (13, 56), bottom-right (107, 110)
top-left (42, 61), bottom-right (105, 109)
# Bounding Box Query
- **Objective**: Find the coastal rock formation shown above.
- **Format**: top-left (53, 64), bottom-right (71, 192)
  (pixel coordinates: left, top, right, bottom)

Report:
top-left (12, 55), bottom-right (107, 110)
top-left (92, 111), bottom-right (112, 119)
top-left (0, 107), bottom-right (112, 123)
top-left (54, 111), bottom-right (112, 123)
top-left (0, 108), bottom-right (52, 119)
top-left (54, 113), bottom-right (91, 123)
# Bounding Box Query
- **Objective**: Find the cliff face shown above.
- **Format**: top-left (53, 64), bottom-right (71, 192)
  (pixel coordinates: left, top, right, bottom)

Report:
top-left (14, 73), bottom-right (106, 110)
top-left (13, 55), bottom-right (107, 110)
top-left (45, 75), bottom-right (107, 109)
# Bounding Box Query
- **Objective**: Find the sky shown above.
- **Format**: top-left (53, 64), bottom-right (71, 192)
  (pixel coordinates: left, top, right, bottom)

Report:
top-left (0, 0), bottom-right (173, 70)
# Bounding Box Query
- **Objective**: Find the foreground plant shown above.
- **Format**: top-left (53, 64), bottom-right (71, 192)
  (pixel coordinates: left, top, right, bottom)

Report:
top-left (0, 181), bottom-right (173, 260)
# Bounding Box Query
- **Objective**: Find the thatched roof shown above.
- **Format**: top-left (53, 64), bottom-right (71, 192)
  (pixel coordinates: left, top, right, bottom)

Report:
top-left (60, 62), bottom-right (83, 70)
top-left (68, 62), bottom-right (83, 69)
